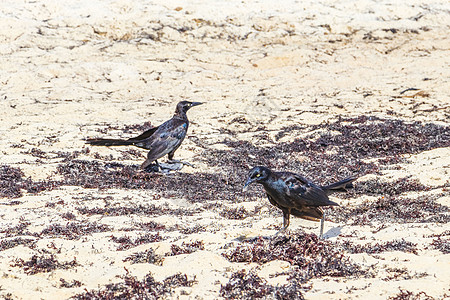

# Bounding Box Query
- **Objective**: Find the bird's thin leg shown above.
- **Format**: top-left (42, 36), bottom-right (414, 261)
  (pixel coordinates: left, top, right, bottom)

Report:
top-left (141, 159), bottom-right (160, 172)
top-left (274, 209), bottom-right (290, 236)
top-left (140, 159), bottom-right (152, 170)
top-left (319, 212), bottom-right (325, 239)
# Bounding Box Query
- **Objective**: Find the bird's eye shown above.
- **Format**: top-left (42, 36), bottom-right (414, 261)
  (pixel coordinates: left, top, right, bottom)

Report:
top-left (256, 174), bottom-right (261, 178)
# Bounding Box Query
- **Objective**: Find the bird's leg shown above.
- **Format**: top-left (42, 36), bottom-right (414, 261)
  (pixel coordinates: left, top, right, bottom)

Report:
top-left (274, 209), bottom-right (290, 236)
top-left (141, 159), bottom-right (160, 172)
top-left (319, 212), bottom-right (325, 239)
top-left (140, 159), bottom-right (151, 170)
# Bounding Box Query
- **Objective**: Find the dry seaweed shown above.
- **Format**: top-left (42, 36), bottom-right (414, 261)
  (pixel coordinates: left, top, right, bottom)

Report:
top-left (0, 165), bottom-right (58, 198)
top-left (388, 288), bottom-right (434, 300)
top-left (123, 248), bottom-right (161, 265)
top-left (11, 255), bottom-right (78, 275)
top-left (110, 233), bottom-right (163, 251)
top-left (168, 241), bottom-right (204, 256)
top-left (178, 224), bottom-right (207, 234)
top-left (76, 204), bottom-right (196, 217)
top-left (220, 269), bottom-right (304, 299)
top-left (57, 160), bottom-right (246, 204)
top-left (383, 267), bottom-right (428, 281)
top-left (0, 221), bottom-right (36, 238)
top-left (428, 237), bottom-right (450, 254)
top-left (3, 117), bottom-right (449, 204)
top-left (60, 278), bottom-right (83, 288)
top-left (327, 193), bottom-right (449, 225)
top-left (40, 222), bottom-right (112, 240)
top-left (341, 239), bottom-right (418, 255)
top-left (223, 232), bottom-right (364, 283)
top-left (0, 237), bottom-right (35, 251)
top-left (73, 271), bottom-right (195, 300)
top-left (344, 177), bottom-right (431, 198)
top-left (220, 207), bottom-right (249, 220)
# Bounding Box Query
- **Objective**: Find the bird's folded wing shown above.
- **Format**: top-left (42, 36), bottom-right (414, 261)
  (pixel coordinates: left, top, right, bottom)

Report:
top-left (144, 122), bottom-right (187, 161)
top-left (286, 174), bottom-right (338, 207)
top-left (290, 206), bottom-right (323, 222)
top-left (127, 126), bottom-right (160, 143)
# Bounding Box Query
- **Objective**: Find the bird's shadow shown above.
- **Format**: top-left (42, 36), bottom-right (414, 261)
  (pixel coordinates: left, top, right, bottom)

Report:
top-left (323, 226), bottom-right (343, 239)
top-left (144, 162), bottom-right (185, 174)
top-left (234, 226), bottom-right (343, 243)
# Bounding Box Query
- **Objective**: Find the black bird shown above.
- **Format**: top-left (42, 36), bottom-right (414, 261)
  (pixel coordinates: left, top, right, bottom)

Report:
top-left (243, 166), bottom-right (356, 238)
top-left (86, 101), bottom-right (202, 170)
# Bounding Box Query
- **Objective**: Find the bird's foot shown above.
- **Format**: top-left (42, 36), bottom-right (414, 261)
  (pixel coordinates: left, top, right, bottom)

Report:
top-left (143, 164), bottom-right (160, 173)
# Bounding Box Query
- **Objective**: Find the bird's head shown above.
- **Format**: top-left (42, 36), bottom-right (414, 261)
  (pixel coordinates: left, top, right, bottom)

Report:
top-left (176, 101), bottom-right (203, 115)
top-left (243, 166), bottom-right (271, 192)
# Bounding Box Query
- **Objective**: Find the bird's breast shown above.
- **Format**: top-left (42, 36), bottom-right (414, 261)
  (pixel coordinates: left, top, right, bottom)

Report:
top-left (263, 180), bottom-right (295, 208)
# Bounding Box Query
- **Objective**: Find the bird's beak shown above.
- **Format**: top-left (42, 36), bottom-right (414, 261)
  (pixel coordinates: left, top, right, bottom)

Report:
top-left (191, 102), bottom-right (203, 107)
top-left (242, 178), bottom-right (254, 192)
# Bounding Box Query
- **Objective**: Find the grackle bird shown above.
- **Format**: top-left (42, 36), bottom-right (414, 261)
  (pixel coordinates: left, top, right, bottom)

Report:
top-left (243, 166), bottom-right (356, 239)
top-left (86, 101), bottom-right (202, 171)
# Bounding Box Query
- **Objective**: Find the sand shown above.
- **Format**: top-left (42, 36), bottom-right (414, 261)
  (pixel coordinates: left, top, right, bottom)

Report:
top-left (0, 0), bottom-right (449, 299)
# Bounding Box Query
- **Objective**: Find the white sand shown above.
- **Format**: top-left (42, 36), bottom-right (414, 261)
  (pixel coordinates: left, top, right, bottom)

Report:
top-left (1, 0), bottom-right (449, 299)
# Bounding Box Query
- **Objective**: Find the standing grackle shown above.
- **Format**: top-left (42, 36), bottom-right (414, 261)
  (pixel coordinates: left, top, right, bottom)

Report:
top-left (243, 166), bottom-right (356, 238)
top-left (86, 101), bottom-right (202, 171)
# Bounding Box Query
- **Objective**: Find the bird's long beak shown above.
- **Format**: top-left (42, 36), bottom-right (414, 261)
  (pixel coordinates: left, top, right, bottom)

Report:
top-left (242, 178), bottom-right (254, 192)
top-left (191, 102), bottom-right (203, 107)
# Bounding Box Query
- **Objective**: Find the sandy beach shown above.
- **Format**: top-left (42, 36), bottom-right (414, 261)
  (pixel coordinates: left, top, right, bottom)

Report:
top-left (0, 0), bottom-right (449, 299)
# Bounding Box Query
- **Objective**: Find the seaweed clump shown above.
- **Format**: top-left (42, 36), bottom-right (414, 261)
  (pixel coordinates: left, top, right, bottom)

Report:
top-left (220, 269), bottom-right (304, 300)
top-left (169, 241), bottom-right (204, 256)
top-left (328, 193), bottom-right (449, 225)
top-left (60, 278), bottom-right (83, 288)
top-left (388, 288), bottom-right (434, 300)
top-left (345, 177), bottom-right (431, 198)
top-left (0, 237), bottom-right (35, 251)
top-left (74, 271), bottom-right (196, 300)
top-left (223, 232), bottom-right (363, 283)
top-left (341, 239), bottom-right (418, 255)
top-left (0, 165), bottom-right (58, 198)
top-left (110, 233), bottom-right (163, 251)
top-left (123, 248), bottom-right (161, 265)
top-left (76, 203), bottom-right (196, 217)
top-left (220, 207), bottom-right (249, 220)
top-left (57, 160), bottom-right (246, 204)
top-left (1, 221), bottom-right (35, 238)
top-left (428, 237), bottom-right (450, 254)
top-left (40, 222), bottom-right (112, 240)
top-left (11, 255), bottom-right (78, 275)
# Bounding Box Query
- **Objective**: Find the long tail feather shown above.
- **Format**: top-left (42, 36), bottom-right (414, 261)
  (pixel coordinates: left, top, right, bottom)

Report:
top-left (85, 138), bottom-right (135, 147)
top-left (322, 177), bottom-right (357, 195)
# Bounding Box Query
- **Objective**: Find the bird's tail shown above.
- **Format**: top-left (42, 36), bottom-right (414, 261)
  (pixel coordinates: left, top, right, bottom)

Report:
top-left (322, 177), bottom-right (357, 195)
top-left (85, 138), bottom-right (135, 147)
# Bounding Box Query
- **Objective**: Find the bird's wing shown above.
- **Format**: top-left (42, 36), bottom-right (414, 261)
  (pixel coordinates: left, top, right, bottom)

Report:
top-left (127, 126), bottom-right (160, 143)
top-left (290, 206), bottom-right (323, 222)
top-left (267, 193), bottom-right (284, 210)
top-left (284, 173), bottom-right (339, 207)
top-left (268, 188), bottom-right (323, 222)
top-left (144, 119), bottom-right (188, 162)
